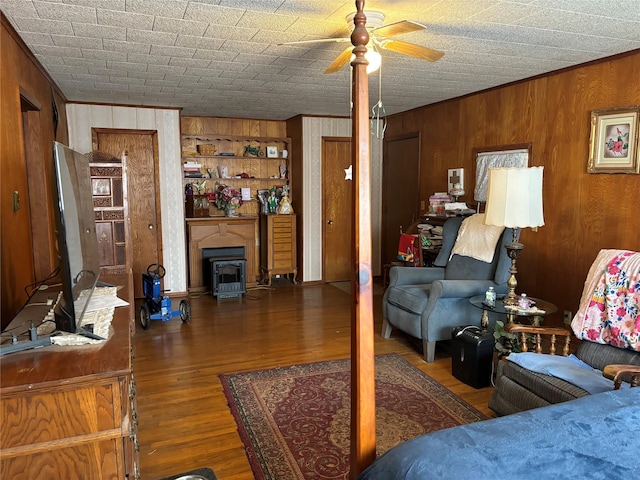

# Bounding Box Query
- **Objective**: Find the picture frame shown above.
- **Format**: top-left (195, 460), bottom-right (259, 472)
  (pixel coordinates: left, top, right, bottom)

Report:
top-left (266, 146), bottom-right (278, 158)
top-left (588, 106), bottom-right (640, 174)
top-left (472, 143), bottom-right (531, 202)
top-left (217, 165), bottom-right (229, 178)
top-left (257, 189), bottom-right (270, 214)
top-left (92, 178), bottom-right (110, 196)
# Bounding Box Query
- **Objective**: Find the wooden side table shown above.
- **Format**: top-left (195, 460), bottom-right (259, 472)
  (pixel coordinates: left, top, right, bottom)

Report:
top-left (469, 295), bottom-right (558, 328)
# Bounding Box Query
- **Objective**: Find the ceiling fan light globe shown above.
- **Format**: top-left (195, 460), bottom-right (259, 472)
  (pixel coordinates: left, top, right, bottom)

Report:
top-left (366, 50), bottom-right (382, 73)
top-left (349, 50), bottom-right (382, 74)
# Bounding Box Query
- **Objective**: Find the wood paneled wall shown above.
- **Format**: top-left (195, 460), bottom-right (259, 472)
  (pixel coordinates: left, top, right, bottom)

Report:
top-left (1, 14), bottom-right (68, 326)
top-left (385, 50), bottom-right (640, 324)
top-left (180, 116), bottom-right (286, 138)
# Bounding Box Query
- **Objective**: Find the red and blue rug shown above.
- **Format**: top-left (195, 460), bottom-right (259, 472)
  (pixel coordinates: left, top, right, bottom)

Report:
top-left (220, 353), bottom-right (486, 480)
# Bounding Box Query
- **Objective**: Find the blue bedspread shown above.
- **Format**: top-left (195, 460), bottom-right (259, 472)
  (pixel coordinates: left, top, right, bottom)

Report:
top-left (357, 388), bottom-right (640, 480)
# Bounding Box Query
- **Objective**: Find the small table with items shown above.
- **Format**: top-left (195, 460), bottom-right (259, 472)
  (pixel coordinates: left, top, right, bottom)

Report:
top-left (469, 294), bottom-right (557, 329)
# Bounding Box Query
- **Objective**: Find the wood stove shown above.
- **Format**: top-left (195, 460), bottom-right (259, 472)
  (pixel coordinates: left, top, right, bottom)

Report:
top-left (204, 247), bottom-right (246, 298)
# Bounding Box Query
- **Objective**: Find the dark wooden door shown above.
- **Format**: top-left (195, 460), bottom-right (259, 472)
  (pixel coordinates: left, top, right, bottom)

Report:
top-left (94, 131), bottom-right (161, 299)
top-left (2, 102), bottom-right (45, 325)
top-left (323, 137), bottom-right (352, 283)
top-left (382, 134), bottom-right (420, 266)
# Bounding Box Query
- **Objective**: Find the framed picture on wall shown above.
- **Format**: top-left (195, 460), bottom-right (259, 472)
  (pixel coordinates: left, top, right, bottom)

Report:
top-left (266, 146), bottom-right (278, 158)
top-left (472, 143), bottom-right (532, 203)
top-left (588, 105), bottom-right (640, 174)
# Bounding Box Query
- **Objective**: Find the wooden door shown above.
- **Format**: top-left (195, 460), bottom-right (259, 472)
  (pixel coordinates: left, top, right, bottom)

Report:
top-left (382, 134), bottom-right (420, 266)
top-left (2, 98), bottom-right (47, 326)
top-left (323, 137), bottom-right (352, 283)
top-left (94, 130), bottom-right (161, 299)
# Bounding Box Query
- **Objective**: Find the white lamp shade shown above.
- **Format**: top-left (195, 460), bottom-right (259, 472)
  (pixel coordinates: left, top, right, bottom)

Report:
top-left (484, 167), bottom-right (545, 229)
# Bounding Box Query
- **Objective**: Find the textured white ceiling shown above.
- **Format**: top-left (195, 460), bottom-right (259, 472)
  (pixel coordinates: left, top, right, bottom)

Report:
top-left (3, 0), bottom-right (639, 120)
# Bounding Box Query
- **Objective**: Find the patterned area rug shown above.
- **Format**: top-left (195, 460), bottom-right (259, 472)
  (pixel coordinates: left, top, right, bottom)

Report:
top-left (220, 353), bottom-right (486, 480)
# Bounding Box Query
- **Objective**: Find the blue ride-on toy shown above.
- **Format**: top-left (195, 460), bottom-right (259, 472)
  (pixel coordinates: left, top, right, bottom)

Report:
top-left (139, 263), bottom-right (190, 330)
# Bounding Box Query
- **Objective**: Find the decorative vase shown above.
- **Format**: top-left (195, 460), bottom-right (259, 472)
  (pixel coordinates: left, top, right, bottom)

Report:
top-left (225, 206), bottom-right (238, 217)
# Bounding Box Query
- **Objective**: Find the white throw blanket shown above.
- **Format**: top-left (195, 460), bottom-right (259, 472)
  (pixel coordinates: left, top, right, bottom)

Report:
top-left (450, 213), bottom-right (504, 263)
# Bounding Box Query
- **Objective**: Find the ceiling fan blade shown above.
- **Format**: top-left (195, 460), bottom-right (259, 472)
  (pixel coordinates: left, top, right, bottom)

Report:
top-left (324, 47), bottom-right (354, 74)
top-left (278, 37), bottom-right (350, 46)
top-left (372, 20), bottom-right (426, 38)
top-left (381, 40), bottom-right (444, 62)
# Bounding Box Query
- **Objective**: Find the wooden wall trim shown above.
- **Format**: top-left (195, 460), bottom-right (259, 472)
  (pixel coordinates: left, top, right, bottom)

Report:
top-left (19, 86), bottom-right (42, 111)
top-left (70, 100), bottom-right (181, 112)
top-left (1, 12), bottom-right (66, 103)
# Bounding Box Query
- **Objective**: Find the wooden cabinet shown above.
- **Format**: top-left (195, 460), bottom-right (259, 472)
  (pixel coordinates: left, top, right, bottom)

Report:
top-left (0, 276), bottom-right (138, 479)
top-left (185, 194), bottom-right (210, 218)
top-left (89, 157), bottom-right (130, 277)
top-left (260, 214), bottom-right (297, 285)
top-left (181, 134), bottom-right (291, 217)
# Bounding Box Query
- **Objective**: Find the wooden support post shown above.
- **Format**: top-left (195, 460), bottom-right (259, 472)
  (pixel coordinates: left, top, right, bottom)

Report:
top-left (350, 1), bottom-right (376, 478)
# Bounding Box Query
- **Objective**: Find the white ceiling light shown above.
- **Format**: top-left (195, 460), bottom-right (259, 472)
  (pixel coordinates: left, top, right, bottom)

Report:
top-left (351, 45), bottom-right (382, 74)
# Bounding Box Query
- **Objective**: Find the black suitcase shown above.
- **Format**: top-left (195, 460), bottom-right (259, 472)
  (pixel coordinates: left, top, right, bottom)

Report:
top-left (451, 326), bottom-right (495, 389)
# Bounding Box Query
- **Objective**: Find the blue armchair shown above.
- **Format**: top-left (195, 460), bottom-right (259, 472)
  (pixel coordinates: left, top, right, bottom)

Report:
top-left (381, 215), bottom-right (515, 362)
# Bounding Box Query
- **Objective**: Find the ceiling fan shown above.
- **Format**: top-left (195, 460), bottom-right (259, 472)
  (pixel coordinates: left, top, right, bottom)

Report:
top-left (280, 11), bottom-right (444, 74)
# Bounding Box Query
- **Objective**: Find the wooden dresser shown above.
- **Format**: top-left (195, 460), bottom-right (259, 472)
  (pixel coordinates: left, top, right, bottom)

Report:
top-left (260, 213), bottom-right (297, 285)
top-left (0, 276), bottom-right (138, 479)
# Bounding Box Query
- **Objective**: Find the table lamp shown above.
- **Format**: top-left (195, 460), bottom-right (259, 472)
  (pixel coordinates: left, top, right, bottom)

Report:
top-left (484, 167), bottom-right (544, 305)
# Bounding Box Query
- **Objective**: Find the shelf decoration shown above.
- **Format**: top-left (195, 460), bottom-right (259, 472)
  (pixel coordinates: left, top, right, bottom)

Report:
top-left (181, 128), bottom-right (291, 217)
top-left (197, 144), bottom-right (216, 156)
top-left (212, 184), bottom-right (244, 217)
top-left (243, 145), bottom-right (264, 157)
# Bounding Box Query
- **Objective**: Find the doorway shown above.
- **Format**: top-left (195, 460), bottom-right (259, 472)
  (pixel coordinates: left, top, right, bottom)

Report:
top-left (382, 133), bottom-right (420, 267)
top-left (322, 137), bottom-right (353, 283)
top-left (2, 94), bottom-right (50, 325)
top-left (93, 130), bottom-right (161, 299)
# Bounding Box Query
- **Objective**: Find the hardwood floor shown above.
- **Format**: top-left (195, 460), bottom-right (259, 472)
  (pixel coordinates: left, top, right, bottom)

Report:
top-left (133, 280), bottom-right (495, 479)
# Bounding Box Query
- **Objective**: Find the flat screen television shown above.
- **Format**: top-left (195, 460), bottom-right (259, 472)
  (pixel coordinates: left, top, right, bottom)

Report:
top-left (52, 141), bottom-right (102, 337)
